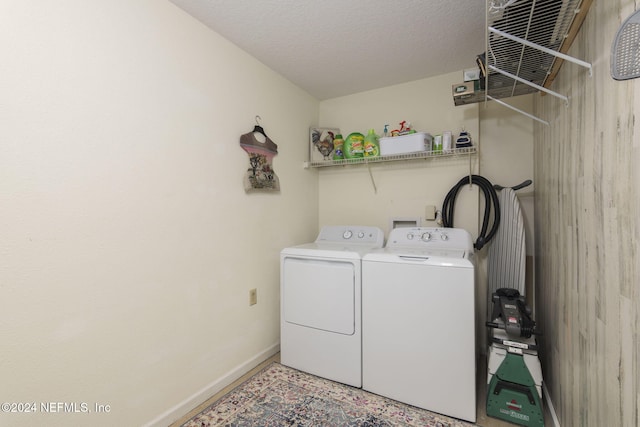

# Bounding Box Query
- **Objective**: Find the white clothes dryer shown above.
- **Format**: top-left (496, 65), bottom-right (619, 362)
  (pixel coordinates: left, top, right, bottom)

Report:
top-left (280, 225), bottom-right (384, 387)
top-left (362, 227), bottom-right (476, 422)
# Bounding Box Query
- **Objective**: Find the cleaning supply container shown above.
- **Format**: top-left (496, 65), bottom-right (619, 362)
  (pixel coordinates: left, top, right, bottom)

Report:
top-left (333, 134), bottom-right (345, 160)
top-left (363, 129), bottom-right (380, 157)
top-left (379, 132), bottom-right (433, 156)
top-left (344, 132), bottom-right (364, 159)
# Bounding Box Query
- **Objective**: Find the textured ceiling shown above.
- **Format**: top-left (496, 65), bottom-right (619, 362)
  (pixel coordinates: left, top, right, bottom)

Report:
top-left (169, 0), bottom-right (486, 100)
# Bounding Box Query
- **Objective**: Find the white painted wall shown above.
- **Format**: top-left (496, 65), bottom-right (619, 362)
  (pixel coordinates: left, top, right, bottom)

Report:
top-left (317, 76), bottom-right (535, 352)
top-left (478, 93), bottom-right (536, 342)
top-left (1, 2), bottom-right (537, 426)
top-left (479, 94), bottom-right (535, 256)
top-left (0, 2), bottom-right (318, 426)
top-left (318, 72), bottom-right (481, 236)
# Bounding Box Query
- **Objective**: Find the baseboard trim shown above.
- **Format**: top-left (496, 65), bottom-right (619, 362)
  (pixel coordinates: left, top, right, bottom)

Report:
top-left (542, 381), bottom-right (561, 427)
top-left (142, 342), bottom-right (280, 427)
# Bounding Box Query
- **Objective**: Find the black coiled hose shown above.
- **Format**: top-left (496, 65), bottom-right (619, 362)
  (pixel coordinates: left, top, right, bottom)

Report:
top-left (442, 175), bottom-right (500, 250)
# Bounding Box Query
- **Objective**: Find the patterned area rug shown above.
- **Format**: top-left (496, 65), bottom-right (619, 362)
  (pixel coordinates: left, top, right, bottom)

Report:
top-left (182, 362), bottom-right (475, 426)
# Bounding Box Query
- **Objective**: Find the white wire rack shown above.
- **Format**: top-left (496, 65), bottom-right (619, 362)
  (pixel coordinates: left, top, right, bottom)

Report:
top-left (455, 0), bottom-right (593, 122)
top-left (486, 0), bottom-right (590, 97)
top-left (304, 146), bottom-right (477, 169)
top-left (304, 147), bottom-right (477, 194)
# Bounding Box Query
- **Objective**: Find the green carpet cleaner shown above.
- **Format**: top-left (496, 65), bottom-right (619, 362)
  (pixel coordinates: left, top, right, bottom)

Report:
top-left (486, 289), bottom-right (544, 427)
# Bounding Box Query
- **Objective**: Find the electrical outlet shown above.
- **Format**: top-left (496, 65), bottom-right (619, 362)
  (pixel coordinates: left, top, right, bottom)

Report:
top-left (249, 288), bottom-right (257, 306)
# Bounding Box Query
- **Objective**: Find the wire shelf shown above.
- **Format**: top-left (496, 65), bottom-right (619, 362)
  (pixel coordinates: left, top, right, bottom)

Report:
top-left (454, 0), bottom-right (592, 108)
top-left (486, 0), bottom-right (585, 98)
top-left (304, 147), bottom-right (477, 169)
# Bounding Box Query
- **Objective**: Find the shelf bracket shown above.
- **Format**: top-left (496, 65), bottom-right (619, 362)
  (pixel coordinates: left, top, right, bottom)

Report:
top-left (366, 160), bottom-right (378, 194)
top-left (488, 64), bottom-right (570, 106)
top-left (468, 149), bottom-right (473, 187)
top-left (487, 95), bottom-right (550, 126)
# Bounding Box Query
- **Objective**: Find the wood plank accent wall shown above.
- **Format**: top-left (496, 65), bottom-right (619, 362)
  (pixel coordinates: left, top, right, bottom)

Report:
top-left (534, 1), bottom-right (640, 426)
top-left (543, 0), bottom-right (593, 89)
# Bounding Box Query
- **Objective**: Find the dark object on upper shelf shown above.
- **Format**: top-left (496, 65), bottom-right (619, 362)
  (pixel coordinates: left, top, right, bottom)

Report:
top-left (494, 179), bottom-right (532, 192)
top-left (476, 52), bottom-right (486, 79)
top-left (454, 0), bottom-right (593, 106)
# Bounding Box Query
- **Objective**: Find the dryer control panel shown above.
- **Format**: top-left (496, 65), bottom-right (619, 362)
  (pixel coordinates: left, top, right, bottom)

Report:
top-left (387, 227), bottom-right (473, 251)
top-left (315, 225), bottom-right (384, 246)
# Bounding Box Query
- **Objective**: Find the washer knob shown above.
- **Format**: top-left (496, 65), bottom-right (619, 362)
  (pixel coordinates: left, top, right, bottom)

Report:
top-left (358, 231), bottom-right (365, 238)
top-left (440, 233), bottom-right (449, 241)
top-left (407, 233), bottom-right (414, 240)
top-left (421, 232), bottom-right (432, 242)
top-left (343, 230), bottom-right (353, 239)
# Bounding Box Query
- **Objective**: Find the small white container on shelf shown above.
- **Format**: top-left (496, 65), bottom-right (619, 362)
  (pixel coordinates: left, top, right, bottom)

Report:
top-left (379, 132), bottom-right (433, 156)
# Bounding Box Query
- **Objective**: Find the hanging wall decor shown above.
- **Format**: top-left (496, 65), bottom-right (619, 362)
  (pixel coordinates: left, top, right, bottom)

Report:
top-left (240, 117), bottom-right (280, 192)
top-left (309, 127), bottom-right (340, 163)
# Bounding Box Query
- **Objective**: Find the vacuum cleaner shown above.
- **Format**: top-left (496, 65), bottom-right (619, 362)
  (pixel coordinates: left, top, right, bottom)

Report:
top-left (486, 288), bottom-right (544, 427)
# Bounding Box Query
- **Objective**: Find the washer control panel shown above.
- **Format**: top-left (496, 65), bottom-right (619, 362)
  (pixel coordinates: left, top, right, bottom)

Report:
top-left (315, 225), bottom-right (385, 246)
top-left (387, 227), bottom-right (473, 251)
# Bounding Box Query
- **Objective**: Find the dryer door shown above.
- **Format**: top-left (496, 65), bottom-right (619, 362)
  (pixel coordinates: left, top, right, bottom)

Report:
top-left (282, 256), bottom-right (357, 335)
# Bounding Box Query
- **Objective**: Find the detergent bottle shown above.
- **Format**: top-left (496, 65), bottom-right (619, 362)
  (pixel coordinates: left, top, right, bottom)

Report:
top-left (332, 134), bottom-right (344, 160)
top-left (363, 129), bottom-right (380, 157)
top-left (344, 132), bottom-right (364, 159)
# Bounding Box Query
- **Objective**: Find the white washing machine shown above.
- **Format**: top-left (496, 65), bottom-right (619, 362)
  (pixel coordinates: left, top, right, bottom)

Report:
top-left (280, 225), bottom-right (384, 387)
top-left (362, 227), bottom-right (476, 422)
